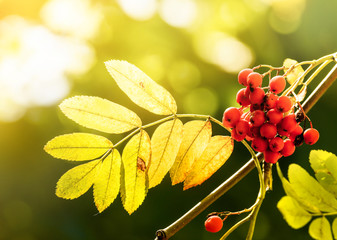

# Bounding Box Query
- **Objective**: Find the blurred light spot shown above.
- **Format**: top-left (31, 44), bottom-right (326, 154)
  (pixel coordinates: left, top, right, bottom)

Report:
top-left (194, 32), bottom-right (253, 73)
top-left (183, 87), bottom-right (218, 115)
top-left (41, 0), bottom-right (103, 39)
top-left (268, 12), bottom-right (301, 34)
top-left (117, 0), bottom-right (157, 21)
top-left (0, 16), bottom-right (95, 122)
top-left (159, 0), bottom-right (197, 28)
top-left (168, 59), bottom-right (201, 93)
top-left (138, 55), bottom-right (165, 82)
top-left (3, 200), bottom-right (33, 231)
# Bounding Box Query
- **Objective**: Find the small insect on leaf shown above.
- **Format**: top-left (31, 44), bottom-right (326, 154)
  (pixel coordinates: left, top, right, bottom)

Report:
top-left (94, 149), bottom-right (121, 213)
top-left (283, 58), bottom-right (304, 85)
top-left (120, 130), bottom-right (151, 214)
top-left (56, 160), bottom-right (101, 199)
top-left (105, 60), bottom-right (177, 115)
top-left (170, 120), bottom-right (212, 185)
top-left (44, 133), bottom-right (113, 161)
top-left (59, 96), bottom-right (142, 134)
top-left (148, 119), bottom-right (183, 188)
top-left (183, 136), bottom-right (234, 190)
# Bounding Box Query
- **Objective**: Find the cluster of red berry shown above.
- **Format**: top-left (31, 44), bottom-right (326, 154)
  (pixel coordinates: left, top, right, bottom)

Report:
top-left (222, 68), bottom-right (320, 164)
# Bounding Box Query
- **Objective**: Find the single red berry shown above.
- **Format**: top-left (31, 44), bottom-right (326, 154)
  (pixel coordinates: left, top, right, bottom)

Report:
top-left (236, 119), bottom-right (250, 137)
top-left (231, 127), bottom-right (246, 141)
top-left (249, 87), bottom-right (265, 105)
top-left (281, 139), bottom-right (296, 157)
top-left (250, 110), bottom-right (266, 127)
top-left (252, 137), bottom-right (268, 152)
top-left (223, 107), bottom-right (241, 128)
top-left (269, 137), bottom-right (284, 152)
top-left (205, 215), bottom-right (223, 233)
top-left (264, 148), bottom-right (281, 163)
top-left (267, 109), bottom-right (283, 124)
top-left (236, 88), bottom-right (250, 106)
top-left (277, 123), bottom-right (290, 137)
top-left (260, 123), bottom-right (277, 139)
top-left (264, 93), bottom-right (278, 109)
top-left (275, 96), bottom-right (293, 113)
top-left (303, 128), bottom-right (320, 145)
top-left (280, 114), bottom-right (297, 133)
top-left (269, 76), bottom-right (286, 94)
top-left (247, 72), bottom-right (263, 89)
top-left (238, 69), bottom-right (253, 86)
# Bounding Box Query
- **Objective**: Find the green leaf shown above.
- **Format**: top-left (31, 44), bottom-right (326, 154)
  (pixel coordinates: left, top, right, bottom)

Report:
top-left (183, 136), bottom-right (234, 190)
top-left (309, 217), bottom-right (333, 240)
top-left (59, 96), bottom-right (142, 134)
top-left (56, 160), bottom-right (101, 199)
top-left (288, 164), bottom-right (337, 212)
top-left (332, 218), bottom-right (337, 239)
top-left (44, 133), bottom-right (113, 161)
top-left (147, 119), bottom-right (183, 188)
top-left (93, 149), bottom-right (121, 213)
top-left (276, 163), bottom-right (321, 213)
top-left (120, 130), bottom-right (151, 214)
top-left (283, 58), bottom-right (304, 86)
top-left (310, 150), bottom-right (337, 172)
top-left (277, 196), bottom-right (312, 229)
top-left (170, 120), bottom-right (212, 185)
top-left (105, 60), bottom-right (177, 115)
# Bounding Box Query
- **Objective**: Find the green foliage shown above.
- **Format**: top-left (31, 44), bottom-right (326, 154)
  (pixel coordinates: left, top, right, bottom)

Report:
top-left (45, 60), bottom-right (234, 214)
top-left (277, 150), bottom-right (337, 239)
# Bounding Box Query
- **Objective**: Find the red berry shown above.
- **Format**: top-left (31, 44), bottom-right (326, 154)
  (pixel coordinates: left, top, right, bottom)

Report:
top-left (269, 137), bottom-right (284, 152)
top-left (236, 88), bottom-right (250, 106)
top-left (275, 96), bottom-right (293, 113)
top-left (250, 110), bottom-right (265, 127)
top-left (264, 148), bottom-right (281, 163)
top-left (277, 123), bottom-right (290, 137)
top-left (264, 93), bottom-right (278, 109)
top-left (236, 119), bottom-right (250, 137)
top-left (231, 127), bottom-right (246, 141)
top-left (223, 107), bottom-right (241, 128)
top-left (248, 125), bottom-right (261, 138)
top-left (280, 114), bottom-right (297, 133)
top-left (281, 139), bottom-right (296, 157)
top-left (250, 103), bottom-right (263, 112)
top-left (260, 123), bottom-right (277, 139)
top-left (247, 72), bottom-right (263, 89)
top-left (249, 87), bottom-right (265, 105)
top-left (269, 76), bottom-right (286, 94)
top-left (267, 109), bottom-right (283, 124)
top-left (252, 137), bottom-right (268, 152)
top-left (303, 128), bottom-right (320, 145)
top-left (205, 215), bottom-right (223, 233)
top-left (289, 124), bottom-right (303, 141)
top-left (238, 69), bottom-right (253, 86)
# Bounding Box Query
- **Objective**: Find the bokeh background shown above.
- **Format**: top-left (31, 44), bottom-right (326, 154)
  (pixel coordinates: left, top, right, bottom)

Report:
top-left (1, 0), bottom-right (337, 239)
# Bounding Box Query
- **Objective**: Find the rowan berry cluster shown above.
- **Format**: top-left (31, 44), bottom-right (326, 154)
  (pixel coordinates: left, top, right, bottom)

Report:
top-left (222, 68), bottom-right (320, 164)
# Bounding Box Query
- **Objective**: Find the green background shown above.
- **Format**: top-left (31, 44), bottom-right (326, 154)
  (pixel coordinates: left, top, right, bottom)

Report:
top-left (1, 0), bottom-right (337, 239)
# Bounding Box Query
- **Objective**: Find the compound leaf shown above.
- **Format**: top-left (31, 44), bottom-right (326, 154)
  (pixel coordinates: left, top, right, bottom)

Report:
top-left (60, 96), bottom-right (142, 134)
top-left (277, 196), bottom-right (312, 229)
top-left (184, 136), bottom-right (234, 190)
top-left (309, 217), bottom-right (333, 240)
top-left (105, 60), bottom-right (177, 115)
top-left (288, 164), bottom-right (337, 212)
top-left (120, 130), bottom-right (151, 214)
top-left (283, 58), bottom-right (304, 85)
top-left (93, 149), bottom-right (121, 213)
top-left (44, 133), bottom-right (113, 161)
top-left (148, 119), bottom-right (183, 188)
top-left (170, 120), bottom-right (212, 185)
top-left (332, 218), bottom-right (337, 239)
top-left (56, 160), bottom-right (101, 199)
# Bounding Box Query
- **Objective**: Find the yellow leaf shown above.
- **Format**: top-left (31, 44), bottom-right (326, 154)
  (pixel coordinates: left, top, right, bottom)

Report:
top-left (60, 96), bottom-right (142, 134)
top-left (184, 136), bottom-right (234, 190)
top-left (148, 119), bottom-right (183, 188)
top-left (56, 160), bottom-right (101, 199)
top-left (44, 133), bottom-right (113, 161)
top-left (105, 60), bottom-right (177, 115)
top-left (170, 120), bottom-right (212, 185)
top-left (283, 58), bottom-right (304, 85)
top-left (120, 130), bottom-right (151, 214)
top-left (93, 149), bottom-right (121, 213)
